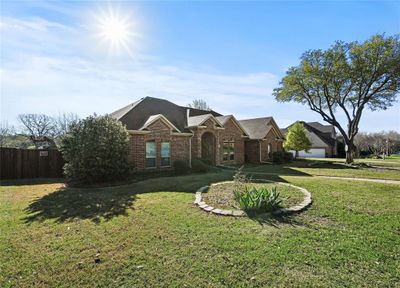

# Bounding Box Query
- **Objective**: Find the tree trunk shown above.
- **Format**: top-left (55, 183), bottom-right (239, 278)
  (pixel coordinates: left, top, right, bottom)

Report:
top-left (345, 142), bottom-right (355, 164)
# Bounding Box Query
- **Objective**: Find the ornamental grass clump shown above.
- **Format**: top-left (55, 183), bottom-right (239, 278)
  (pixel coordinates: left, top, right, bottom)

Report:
top-left (232, 166), bottom-right (282, 213)
top-left (233, 185), bottom-right (282, 213)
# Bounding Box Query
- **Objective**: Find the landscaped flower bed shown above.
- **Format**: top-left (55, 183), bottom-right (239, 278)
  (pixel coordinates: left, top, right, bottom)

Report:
top-left (202, 182), bottom-right (304, 211)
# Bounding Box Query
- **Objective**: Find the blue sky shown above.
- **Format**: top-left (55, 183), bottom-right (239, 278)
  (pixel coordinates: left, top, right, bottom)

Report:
top-left (1, 0), bottom-right (399, 132)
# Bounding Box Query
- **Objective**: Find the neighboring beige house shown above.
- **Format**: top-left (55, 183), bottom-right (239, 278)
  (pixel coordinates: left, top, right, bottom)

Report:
top-left (281, 121), bottom-right (337, 158)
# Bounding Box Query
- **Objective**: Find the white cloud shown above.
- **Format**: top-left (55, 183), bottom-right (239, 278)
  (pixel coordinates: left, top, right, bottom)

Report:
top-left (0, 53), bottom-right (280, 123)
top-left (1, 15), bottom-right (398, 133)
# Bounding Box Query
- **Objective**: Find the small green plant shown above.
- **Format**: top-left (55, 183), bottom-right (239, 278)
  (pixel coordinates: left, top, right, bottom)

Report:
top-left (234, 185), bottom-right (282, 213)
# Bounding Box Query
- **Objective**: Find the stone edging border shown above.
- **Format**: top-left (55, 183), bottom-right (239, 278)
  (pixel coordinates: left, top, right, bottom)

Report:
top-left (194, 180), bottom-right (312, 217)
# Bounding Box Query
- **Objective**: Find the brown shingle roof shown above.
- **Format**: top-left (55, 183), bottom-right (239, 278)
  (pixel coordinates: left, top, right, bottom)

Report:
top-left (238, 117), bottom-right (274, 140)
top-left (109, 96), bottom-right (221, 132)
top-left (281, 121), bottom-right (336, 146)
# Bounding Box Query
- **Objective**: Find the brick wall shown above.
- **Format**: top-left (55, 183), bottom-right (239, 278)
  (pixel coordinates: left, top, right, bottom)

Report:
top-left (127, 117), bottom-right (284, 170)
top-left (218, 118), bottom-right (245, 165)
top-left (191, 118), bottom-right (221, 164)
top-left (244, 140), bottom-right (260, 163)
top-left (244, 129), bottom-right (284, 163)
top-left (128, 120), bottom-right (191, 171)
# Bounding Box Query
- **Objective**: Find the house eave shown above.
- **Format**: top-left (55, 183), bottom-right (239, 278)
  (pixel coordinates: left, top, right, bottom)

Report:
top-left (171, 132), bottom-right (193, 136)
top-left (128, 130), bottom-right (151, 135)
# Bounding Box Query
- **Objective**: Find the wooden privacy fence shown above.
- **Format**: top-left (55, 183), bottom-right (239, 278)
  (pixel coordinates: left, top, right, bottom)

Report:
top-left (0, 148), bottom-right (64, 179)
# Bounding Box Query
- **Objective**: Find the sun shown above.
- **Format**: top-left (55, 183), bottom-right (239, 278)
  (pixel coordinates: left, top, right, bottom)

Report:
top-left (92, 6), bottom-right (138, 56)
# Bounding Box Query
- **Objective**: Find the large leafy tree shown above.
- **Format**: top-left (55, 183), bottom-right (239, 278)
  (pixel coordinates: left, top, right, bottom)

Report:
top-left (283, 122), bottom-right (312, 158)
top-left (60, 115), bottom-right (131, 185)
top-left (274, 34), bottom-right (400, 163)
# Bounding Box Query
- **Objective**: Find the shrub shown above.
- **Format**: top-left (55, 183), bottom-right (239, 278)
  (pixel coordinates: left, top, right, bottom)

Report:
top-left (234, 185), bottom-right (282, 213)
top-left (198, 158), bottom-right (213, 166)
top-left (173, 160), bottom-right (190, 175)
top-left (191, 158), bottom-right (209, 173)
top-left (60, 115), bottom-right (131, 185)
top-left (272, 151), bottom-right (293, 163)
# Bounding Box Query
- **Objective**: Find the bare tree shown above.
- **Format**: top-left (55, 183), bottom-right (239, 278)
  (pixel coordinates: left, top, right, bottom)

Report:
top-left (188, 99), bottom-right (211, 111)
top-left (18, 114), bottom-right (57, 148)
top-left (355, 131), bottom-right (400, 157)
top-left (386, 131), bottom-right (400, 154)
top-left (54, 112), bottom-right (79, 136)
top-left (0, 121), bottom-right (15, 147)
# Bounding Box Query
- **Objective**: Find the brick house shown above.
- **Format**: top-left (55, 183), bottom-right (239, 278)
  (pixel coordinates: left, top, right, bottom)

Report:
top-left (239, 117), bottom-right (285, 163)
top-left (110, 97), bottom-right (284, 171)
top-left (280, 121), bottom-right (337, 158)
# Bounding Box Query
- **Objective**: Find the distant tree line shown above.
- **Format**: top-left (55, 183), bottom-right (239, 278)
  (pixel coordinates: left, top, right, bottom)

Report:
top-left (354, 131), bottom-right (400, 157)
top-left (0, 112), bottom-right (79, 149)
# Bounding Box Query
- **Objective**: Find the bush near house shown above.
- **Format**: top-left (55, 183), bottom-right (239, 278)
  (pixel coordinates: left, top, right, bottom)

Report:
top-left (191, 158), bottom-right (210, 173)
top-left (272, 151), bottom-right (293, 163)
top-left (60, 115), bottom-right (132, 185)
top-left (173, 160), bottom-right (190, 175)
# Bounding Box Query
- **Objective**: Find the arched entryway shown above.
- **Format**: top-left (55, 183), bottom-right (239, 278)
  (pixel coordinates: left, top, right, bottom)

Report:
top-left (201, 132), bottom-right (216, 164)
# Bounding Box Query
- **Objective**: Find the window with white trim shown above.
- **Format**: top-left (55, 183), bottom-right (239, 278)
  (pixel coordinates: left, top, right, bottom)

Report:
top-left (146, 141), bottom-right (156, 168)
top-left (161, 142), bottom-right (171, 166)
top-left (223, 139), bottom-right (235, 161)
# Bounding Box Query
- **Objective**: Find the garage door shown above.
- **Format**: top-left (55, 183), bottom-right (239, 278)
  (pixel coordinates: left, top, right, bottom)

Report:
top-left (298, 149), bottom-right (326, 158)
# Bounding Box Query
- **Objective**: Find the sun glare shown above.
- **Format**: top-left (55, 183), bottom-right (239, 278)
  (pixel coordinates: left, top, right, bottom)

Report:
top-left (93, 6), bottom-right (139, 56)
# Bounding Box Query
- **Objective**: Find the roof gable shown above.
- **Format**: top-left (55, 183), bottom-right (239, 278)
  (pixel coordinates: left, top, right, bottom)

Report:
top-left (187, 114), bottom-right (223, 128)
top-left (238, 117), bottom-right (283, 140)
top-left (216, 115), bottom-right (249, 137)
top-left (140, 114), bottom-right (181, 132)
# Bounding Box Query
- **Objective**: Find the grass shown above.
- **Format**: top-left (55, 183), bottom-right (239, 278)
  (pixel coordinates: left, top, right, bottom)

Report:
top-left (243, 159), bottom-right (400, 181)
top-left (1, 163), bottom-right (400, 287)
top-left (302, 155), bottom-right (400, 168)
top-left (202, 182), bottom-right (304, 210)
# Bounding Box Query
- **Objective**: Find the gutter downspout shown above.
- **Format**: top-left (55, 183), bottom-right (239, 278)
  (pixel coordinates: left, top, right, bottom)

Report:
top-left (189, 132), bottom-right (194, 168)
top-left (187, 109), bottom-right (193, 168)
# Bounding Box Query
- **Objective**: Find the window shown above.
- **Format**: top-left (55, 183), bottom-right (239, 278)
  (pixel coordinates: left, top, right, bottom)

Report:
top-left (161, 142), bottom-right (171, 166)
top-left (223, 140), bottom-right (235, 161)
top-left (146, 141), bottom-right (156, 168)
top-left (267, 143), bottom-right (272, 158)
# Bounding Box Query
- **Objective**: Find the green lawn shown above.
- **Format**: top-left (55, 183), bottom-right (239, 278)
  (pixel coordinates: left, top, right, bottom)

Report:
top-left (243, 159), bottom-right (400, 181)
top-left (300, 155), bottom-right (400, 168)
top-left (1, 165), bottom-right (399, 287)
